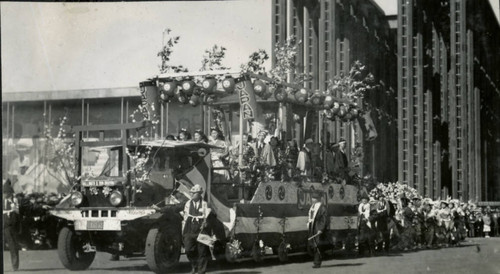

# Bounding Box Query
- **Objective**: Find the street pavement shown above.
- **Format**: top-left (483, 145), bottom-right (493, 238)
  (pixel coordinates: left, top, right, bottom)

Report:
top-left (3, 238), bottom-right (500, 274)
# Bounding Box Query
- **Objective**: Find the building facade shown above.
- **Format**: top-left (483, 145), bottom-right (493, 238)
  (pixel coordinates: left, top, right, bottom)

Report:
top-left (2, 88), bottom-right (204, 193)
top-left (272, 0), bottom-right (399, 182)
top-left (397, 0), bottom-right (500, 201)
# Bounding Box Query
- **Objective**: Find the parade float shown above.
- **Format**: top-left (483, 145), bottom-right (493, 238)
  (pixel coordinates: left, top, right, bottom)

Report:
top-left (48, 33), bottom-right (379, 272)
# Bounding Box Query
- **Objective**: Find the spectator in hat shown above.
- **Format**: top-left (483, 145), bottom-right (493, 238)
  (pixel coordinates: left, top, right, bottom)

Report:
top-left (307, 191), bottom-right (328, 268)
top-left (491, 208), bottom-right (499, 237)
top-left (297, 138), bottom-right (314, 176)
top-left (3, 179), bottom-right (20, 271)
top-left (182, 184), bottom-right (211, 274)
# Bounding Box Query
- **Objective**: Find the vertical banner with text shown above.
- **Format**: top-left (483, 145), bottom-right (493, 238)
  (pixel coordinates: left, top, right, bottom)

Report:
top-left (235, 76), bottom-right (257, 120)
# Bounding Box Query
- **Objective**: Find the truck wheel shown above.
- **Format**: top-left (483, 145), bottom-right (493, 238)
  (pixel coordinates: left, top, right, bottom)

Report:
top-left (277, 241), bottom-right (289, 262)
top-left (57, 227), bottom-right (95, 270)
top-left (145, 227), bottom-right (181, 274)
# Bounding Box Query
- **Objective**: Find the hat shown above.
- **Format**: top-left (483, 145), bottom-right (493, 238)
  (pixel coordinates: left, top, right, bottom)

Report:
top-left (360, 192), bottom-right (369, 200)
top-left (190, 184), bottom-right (203, 193)
top-left (338, 138), bottom-right (346, 144)
top-left (305, 138), bottom-right (314, 144)
top-left (440, 200), bottom-right (449, 205)
top-left (311, 191), bottom-right (323, 199)
top-left (412, 196), bottom-right (421, 201)
top-left (3, 180), bottom-right (14, 195)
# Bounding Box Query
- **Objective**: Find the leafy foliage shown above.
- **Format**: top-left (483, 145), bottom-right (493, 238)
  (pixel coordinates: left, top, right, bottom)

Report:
top-left (200, 45), bottom-right (230, 71)
top-left (157, 28), bottom-right (188, 73)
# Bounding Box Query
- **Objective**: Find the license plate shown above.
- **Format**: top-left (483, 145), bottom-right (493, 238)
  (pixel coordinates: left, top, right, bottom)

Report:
top-left (87, 220), bottom-right (104, 230)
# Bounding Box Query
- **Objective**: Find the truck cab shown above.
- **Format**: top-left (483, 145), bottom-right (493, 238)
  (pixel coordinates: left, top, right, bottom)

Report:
top-left (50, 121), bottom-right (215, 273)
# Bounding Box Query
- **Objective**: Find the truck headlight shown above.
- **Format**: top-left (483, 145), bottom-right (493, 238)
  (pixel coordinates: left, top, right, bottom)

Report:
top-left (110, 190), bottom-right (123, 206)
top-left (71, 192), bottom-right (83, 206)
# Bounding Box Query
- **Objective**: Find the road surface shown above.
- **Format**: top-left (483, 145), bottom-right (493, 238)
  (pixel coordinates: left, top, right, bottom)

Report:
top-left (3, 238), bottom-right (500, 274)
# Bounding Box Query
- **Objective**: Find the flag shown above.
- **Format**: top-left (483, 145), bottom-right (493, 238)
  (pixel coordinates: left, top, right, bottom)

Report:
top-left (176, 153), bottom-right (211, 197)
top-left (236, 76), bottom-right (257, 120)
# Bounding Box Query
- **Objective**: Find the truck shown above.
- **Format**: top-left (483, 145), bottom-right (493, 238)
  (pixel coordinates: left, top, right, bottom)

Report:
top-left (50, 70), bottom-right (363, 273)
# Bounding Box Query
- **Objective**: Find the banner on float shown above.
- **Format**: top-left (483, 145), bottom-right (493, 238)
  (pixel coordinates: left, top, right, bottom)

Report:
top-left (236, 77), bottom-right (257, 120)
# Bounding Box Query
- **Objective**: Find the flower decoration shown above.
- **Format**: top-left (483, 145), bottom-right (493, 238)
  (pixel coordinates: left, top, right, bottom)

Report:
top-left (102, 186), bottom-right (112, 197)
top-left (89, 186), bottom-right (99, 196)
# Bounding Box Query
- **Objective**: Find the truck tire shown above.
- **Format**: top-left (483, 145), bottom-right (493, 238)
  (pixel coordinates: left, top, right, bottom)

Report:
top-left (57, 227), bottom-right (95, 270)
top-left (145, 227), bottom-right (181, 274)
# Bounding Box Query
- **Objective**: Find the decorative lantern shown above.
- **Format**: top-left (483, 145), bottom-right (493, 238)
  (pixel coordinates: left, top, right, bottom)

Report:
top-left (181, 80), bottom-right (195, 96)
top-left (325, 109), bottom-right (335, 120)
top-left (350, 108), bottom-right (359, 119)
top-left (222, 77), bottom-right (236, 93)
top-left (294, 88), bottom-right (308, 103)
top-left (202, 78), bottom-right (217, 94)
top-left (323, 95), bottom-right (334, 109)
top-left (337, 105), bottom-right (347, 118)
top-left (189, 95), bottom-right (201, 107)
top-left (162, 80), bottom-right (177, 97)
top-left (159, 91), bottom-right (171, 102)
top-left (274, 86), bottom-right (287, 102)
top-left (253, 80), bottom-right (267, 97)
top-left (331, 102), bottom-right (340, 114)
top-left (178, 94), bottom-right (188, 104)
top-left (310, 91), bottom-right (324, 106)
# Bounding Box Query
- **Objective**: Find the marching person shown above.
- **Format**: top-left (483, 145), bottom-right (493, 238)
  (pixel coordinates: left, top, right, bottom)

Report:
top-left (307, 191), bottom-right (328, 268)
top-left (375, 194), bottom-right (391, 253)
top-left (358, 192), bottom-right (374, 256)
top-left (183, 184), bottom-right (211, 274)
top-left (3, 180), bottom-right (20, 271)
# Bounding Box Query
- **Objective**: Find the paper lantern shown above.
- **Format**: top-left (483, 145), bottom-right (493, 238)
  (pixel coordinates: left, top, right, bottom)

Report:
top-left (253, 80), bottom-right (267, 96)
top-left (331, 102), bottom-right (340, 114)
top-left (294, 88), bottom-right (308, 103)
top-left (350, 108), bottom-right (359, 119)
top-left (310, 91), bottom-right (324, 106)
top-left (181, 80), bottom-right (195, 96)
top-left (274, 86), bottom-right (287, 102)
top-left (178, 95), bottom-right (188, 104)
top-left (202, 78), bottom-right (217, 93)
top-left (159, 91), bottom-right (171, 102)
top-left (161, 81), bottom-right (177, 97)
top-left (323, 95), bottom-right (334, 109)
top-left (337, 105), bottom-right (347, 118)
top-left (189, 95), bottom-right (200, 107)
top-left (222, 77), bottom-right (236, 93)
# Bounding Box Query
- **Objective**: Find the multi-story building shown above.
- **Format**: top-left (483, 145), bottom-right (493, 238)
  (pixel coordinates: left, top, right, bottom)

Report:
top-left (272, 0), bottom-right (399, 182)
top-left (397, 0), bottom-right (500, 202)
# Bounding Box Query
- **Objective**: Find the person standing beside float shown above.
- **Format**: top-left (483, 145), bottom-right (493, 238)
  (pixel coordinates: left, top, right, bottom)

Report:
top-left (307, 191), bottom-right (328, 268)
top-left (182, 184), bottom-right (212, 274)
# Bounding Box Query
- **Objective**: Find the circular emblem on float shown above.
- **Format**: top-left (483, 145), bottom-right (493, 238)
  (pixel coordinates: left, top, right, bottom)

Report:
top-left (278, 186), bottom-right (286, 201)
top-left (339, 186), bottom-right (345, 200)
top-left (329, 186), bottom-right (334, 198)
top-left (265, 185), bottom-right (273, 200)
top-left (310, 186), bottom-right (315, 191)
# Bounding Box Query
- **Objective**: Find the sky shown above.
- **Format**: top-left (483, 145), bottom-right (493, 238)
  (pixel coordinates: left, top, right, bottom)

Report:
top-left (1, 0), bottom-right (499, 93)
top-left (1, 0), bottom-right (272, 93)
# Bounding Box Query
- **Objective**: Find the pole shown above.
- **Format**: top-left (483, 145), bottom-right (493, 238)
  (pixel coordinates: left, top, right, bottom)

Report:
top-left (238, 107), bottom-right (244, 166)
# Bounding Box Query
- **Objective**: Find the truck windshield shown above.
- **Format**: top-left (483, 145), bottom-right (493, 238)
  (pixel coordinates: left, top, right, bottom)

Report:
top-left (81, 146), bottom-right (122, 178)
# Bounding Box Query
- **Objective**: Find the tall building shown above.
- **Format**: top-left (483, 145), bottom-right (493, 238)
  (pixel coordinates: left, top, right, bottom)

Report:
top-left (397, 0), bottom-right (500, 202)
top-left (272, 0), bottom-right (399, 182)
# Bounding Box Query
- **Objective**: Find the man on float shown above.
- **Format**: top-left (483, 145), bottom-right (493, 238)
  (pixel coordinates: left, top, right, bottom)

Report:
top-left (307, 191), bottom-right (328, 268)
top-left (183, 184), bottom-right (211, 274)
